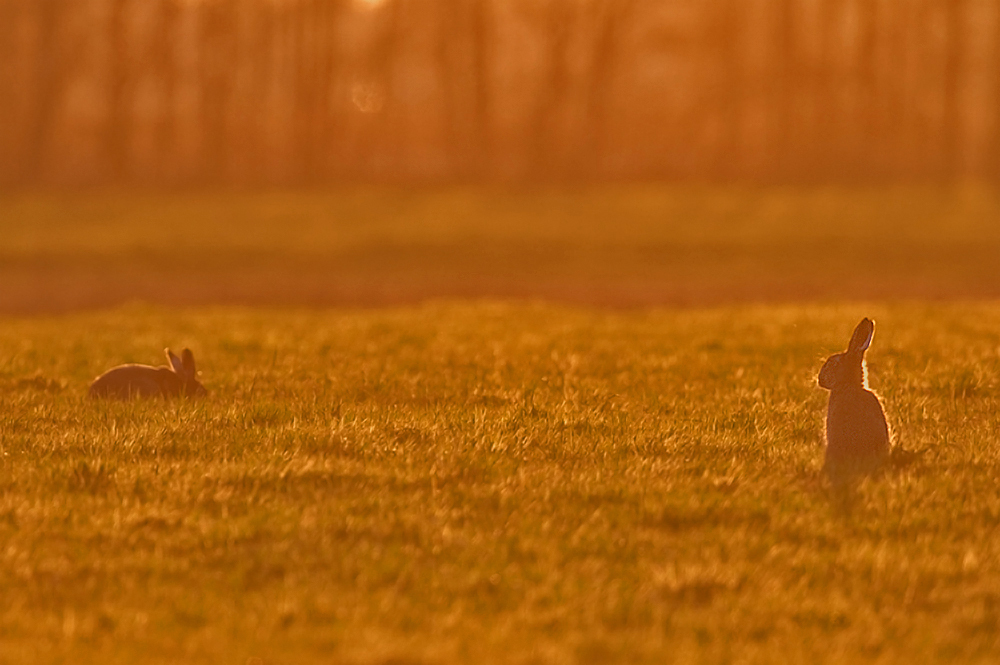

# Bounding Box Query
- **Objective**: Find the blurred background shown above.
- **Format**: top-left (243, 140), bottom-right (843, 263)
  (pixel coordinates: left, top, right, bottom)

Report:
top-left (3, 0), bottom-right (998, 184)
top-left (2, 0), bottom-right (999, 311)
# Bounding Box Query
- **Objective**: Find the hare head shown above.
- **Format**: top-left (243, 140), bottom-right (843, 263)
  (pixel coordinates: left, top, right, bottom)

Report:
top-left (818, 318), bottom-right (875, 391)
top-left (166, 348), bottom-right (207, 397)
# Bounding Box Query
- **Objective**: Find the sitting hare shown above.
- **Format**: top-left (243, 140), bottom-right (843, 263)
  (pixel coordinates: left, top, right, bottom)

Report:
top-left (89, 348), bottom-right (206, 399)
top-left (818, 318), bottom-right (890, 482)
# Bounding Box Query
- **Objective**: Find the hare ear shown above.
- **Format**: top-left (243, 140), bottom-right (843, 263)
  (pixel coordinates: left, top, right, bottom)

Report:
top-left (181, 348), bottom-right (197, 376)
top-left (166, 348), bottom-right (185, 374)
top-left (848, 318), bottom-right (875, 353)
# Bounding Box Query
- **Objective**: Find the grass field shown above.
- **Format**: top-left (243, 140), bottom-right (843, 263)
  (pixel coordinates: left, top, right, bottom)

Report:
top-left (3, 301), bottom-right (1000, 664)
top-left (3, 185), bottom-right (1000, 312)
top-left (2, 185), bottom-right (1000, 663)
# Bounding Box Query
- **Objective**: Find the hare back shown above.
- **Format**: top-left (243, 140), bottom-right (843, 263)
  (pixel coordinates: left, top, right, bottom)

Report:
top-left (88, 365), bottom-right (183, 399)
top-left (825, 388), bottom-right (890, 475)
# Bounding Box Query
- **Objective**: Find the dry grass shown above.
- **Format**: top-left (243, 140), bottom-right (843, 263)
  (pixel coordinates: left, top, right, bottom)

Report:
top-left (2, 185), bottom-right (1000, 312)
top-left (2, 302), bottom-right (1000, 664)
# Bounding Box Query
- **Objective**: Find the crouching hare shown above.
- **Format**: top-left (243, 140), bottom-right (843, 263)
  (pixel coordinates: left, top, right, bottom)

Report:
top-left (818, 318), bottom-right (890, 483)
top-left (89, 348), bottom-right (206, 399)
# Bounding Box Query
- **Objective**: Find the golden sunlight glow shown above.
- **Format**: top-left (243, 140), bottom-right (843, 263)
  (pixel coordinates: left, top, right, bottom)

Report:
top-left (351, 82), bottom-right (385, 114)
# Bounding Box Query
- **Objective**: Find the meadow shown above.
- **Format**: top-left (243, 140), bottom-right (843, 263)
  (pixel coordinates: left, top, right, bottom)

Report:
top-left (3, 184), bottom-right (1000, 312)
top-left (1, 186), bottom-right (1000, 664)
top-left (2, 302), bottom-right (1000, 665)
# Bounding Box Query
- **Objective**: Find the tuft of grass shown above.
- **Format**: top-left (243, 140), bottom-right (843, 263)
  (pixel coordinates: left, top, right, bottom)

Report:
top-left (1, 301), bottom-right (1000, 664)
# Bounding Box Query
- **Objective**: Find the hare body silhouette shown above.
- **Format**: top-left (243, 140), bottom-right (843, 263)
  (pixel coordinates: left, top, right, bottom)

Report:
top-left (89, 348), bottom-right (206, 399)
top-left (818, 318), bottom-right (890, 481)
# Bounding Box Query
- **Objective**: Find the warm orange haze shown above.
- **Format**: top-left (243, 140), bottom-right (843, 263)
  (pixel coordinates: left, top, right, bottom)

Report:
top-left (1, 0), bottom-right (998, 184)
top-left (2, 2), bottom-right (1000, 665)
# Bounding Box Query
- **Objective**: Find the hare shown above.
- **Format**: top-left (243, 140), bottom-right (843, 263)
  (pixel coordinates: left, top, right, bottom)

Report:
top-left (818, 318), bottom-right (890, 482)
top-left (89, 348), bottom-right (206, 399)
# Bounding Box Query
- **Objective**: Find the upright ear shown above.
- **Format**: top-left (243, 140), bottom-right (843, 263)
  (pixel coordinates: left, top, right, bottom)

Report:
top-left (166, 348), bottom-right (185, 374)
top-left (181, 348), bottom-right (197, 377)
top-left (847, 318), bottom-right (875, 354)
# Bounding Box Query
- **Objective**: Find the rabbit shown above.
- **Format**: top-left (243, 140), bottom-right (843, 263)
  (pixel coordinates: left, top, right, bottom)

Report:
top-left (818, 318), bottom-right (890, 482)
top-left (89, 348), bottom-right (207, 399)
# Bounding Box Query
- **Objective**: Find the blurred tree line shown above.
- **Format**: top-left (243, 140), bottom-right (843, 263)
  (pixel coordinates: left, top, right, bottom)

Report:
top-left (0, 0), bottom-right (997, 185)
